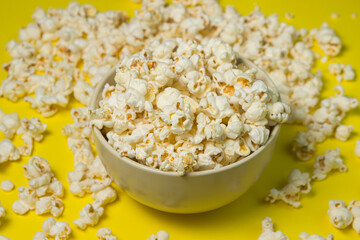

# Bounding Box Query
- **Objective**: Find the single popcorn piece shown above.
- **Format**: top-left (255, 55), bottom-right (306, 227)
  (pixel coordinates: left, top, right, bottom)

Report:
top-left (1, 180), bottom-right (15, 192)
top-left (42, 217), bottom-right (71, 240)
top-left (147, 231), bottom-right (170, 240)
top-left (355, 140), bottom-right (360, 158)
top-left (91, 38), bottom-right (288, 175)
top-left (0, 201), bottom-right (5, 225)
top-left (33, 231), bottom-right (48, 240)
top-left (327, 200), bottom-right (353, 229)
top-left (0, 139), bottom-right (20, 163)
top-left (97, 228), bottom-right (118, 240)
top-left (0, 109), bottom-right (20, 138)
top-left (73, 200), bottom-right (104, 230)
top-left (315, 22), bottom-right (342, 56)
top-left (17, 117), bottom-right (47, 156)
top-left (12, 186), bottom-right (37, 215)
top-left (328, 63), bottom-right (355, 81)
top-left (331, 13), bottom-right (339, 19)
top-left (312, 148), bottom-right (347, 181)
top-left (299, 232), bottom-right (334, 240)
top-left (257, 217), bottom-right (289, 240)
top-left (35, 195), bottom-right (64, 218)
top-left (335, 125), bottom-right (353, 141)
top-left (348, 200), bottom-right (360, 234)
top-left (266, 169), bottom-right (311, 208)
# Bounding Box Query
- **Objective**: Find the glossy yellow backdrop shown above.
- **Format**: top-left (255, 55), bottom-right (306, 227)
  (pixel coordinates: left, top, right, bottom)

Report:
top-left (1, 0), bottom-right (360, 239)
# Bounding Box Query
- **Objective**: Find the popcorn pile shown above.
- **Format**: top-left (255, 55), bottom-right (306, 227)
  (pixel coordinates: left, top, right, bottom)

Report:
top-left (0, 109), bottom-right (47, 162)
top-left (12, 156), bottom-right (64, 218)
top-left (266, 148), bottom-right (347, 208)
top-left (90, 38), bottom-right (289, 174)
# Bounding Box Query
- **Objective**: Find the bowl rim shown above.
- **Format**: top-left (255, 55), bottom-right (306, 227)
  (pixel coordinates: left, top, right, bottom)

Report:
top-left (91, 57), bottom-right (281, 177)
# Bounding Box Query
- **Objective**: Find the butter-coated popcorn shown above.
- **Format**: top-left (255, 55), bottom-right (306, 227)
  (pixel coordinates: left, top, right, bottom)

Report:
top-left (97, 228), bottom-right (117, 240)
top-left (327, 200), bottom-right (353, 229)
top-left (266, 169), bottom-right (311, 208)
top-left (299, 232), bottom-right (334, 240)
top-left (257, 217), bottom-right (289, 240)
top-left (312, 148), bottom-right (346, 181)
top-left (73, 200), bottom-right (104, 230)
top-left (0, 109), bottom-right (20, 138)
top-left (147, 231), bottom-right (170, 240)
top-left (0, 139), bottom-right (20, 163)
top-left (1, 180), bottom-right (15, 192)
top-left (42, 217), bottom-right (71, 240)
top-left (92, 38), bottom-right (287, 174)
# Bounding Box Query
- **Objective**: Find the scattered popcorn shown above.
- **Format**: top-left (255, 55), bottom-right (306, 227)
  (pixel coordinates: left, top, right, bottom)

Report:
top-left (266, 169), bottom-right (311, 208)
top-left (355, 140), bottom-right (360, 158)
top-left (42, 217), bottom-right (71, 240)
top-left (257, 217), bottom-right (289, 240)
top-left (0, 109), bottom-right (20, 138)
top-left (0, 201), bottom-right (5, 225)
top-left (0, 139), bottom-right (20, 163)
top-left (327, 200), bottom-right (353, 229)
top-left (328, 63), bottom-right (355, 81)
top-left (285, 12), bottom-right (294, 19)
top-left (91, 38), bottom-right (288, 175)
top-left (348, 200), bottom-right (360, 234)
top-left (335, 125), bottom-right (353, 141)
top-left (73, 200), bottom-right (104, 230)
top-left (299, 232), bottom-right (334, 240)
top-left (97, 228), bottom-right (117, 240)
top-left (292, 85), bottom-right (358, 160)
top-left (331, 13), bottom-right (339, 19)
top-left (147, 231), bottom-right (170, 240)
top-left (13, 156), bottom-right (64, 217)
top-left (312, 148), bottom-right (347, 181)
top-left (1, 180), bottom-right (15, 192)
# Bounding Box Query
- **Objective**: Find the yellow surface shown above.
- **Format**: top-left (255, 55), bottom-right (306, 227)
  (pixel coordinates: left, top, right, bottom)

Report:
top-left (1, 0), bottom-right (360, 239)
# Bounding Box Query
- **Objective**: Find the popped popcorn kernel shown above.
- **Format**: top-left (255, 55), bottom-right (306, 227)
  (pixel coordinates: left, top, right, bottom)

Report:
top-left (258, 217), bottom-right (289, 240)
top-left (327, 200), bottom-right (353, 229)
top-left (1, 180), bottom-right (15, 192)
top-left (147, 230), bottom-right (170, 240)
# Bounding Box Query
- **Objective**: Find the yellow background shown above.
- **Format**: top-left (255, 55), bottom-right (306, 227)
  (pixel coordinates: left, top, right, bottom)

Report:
top-left (1, 0), bottom-right (360, 239)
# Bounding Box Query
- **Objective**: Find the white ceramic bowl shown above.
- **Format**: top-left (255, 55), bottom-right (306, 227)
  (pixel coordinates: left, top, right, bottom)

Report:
top-left (91, 57), bottom-right (281, 214)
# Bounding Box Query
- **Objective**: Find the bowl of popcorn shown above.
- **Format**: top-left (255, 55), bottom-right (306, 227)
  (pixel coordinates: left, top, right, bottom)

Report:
top-left (90, 38), bottom-right (290, 213)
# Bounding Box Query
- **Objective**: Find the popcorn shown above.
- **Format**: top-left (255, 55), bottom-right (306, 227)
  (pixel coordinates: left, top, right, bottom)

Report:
top-left (17, 117), bottom-right (47, 156)
top-left (147, 231), bottom-right (170, 240)
top-left (36, 196), bottom-right (64, 218)
top-left (327, 200), bottom-right (353, 229)
top-left (42, 217), bottom-right (71, 240)
top-left (0, 202), bottom-right (5, 225)
top-left (257, 217), bottom-right (289, 240)
top-left (0, 236), bottom-right (11, 240)
top-left (312, 148), bottom-right (346, 181)
top-left (1, 180), bottom-right (15, 192)
top-left (348, 200), bottom-right (360, 233)
top-left (12, 186), bottom-right (37, 215)
top-left (329, 63), bottom-right (356, 81)
top-left (0, 139), bottom-right (21, 163)
top-left (315, 22), bottom-right (342, 56)
top-left (97, 228), bottom-right (117, 240)
top-left (73, 200), bottom-right (104, 230)
top-left (92, 38), bottom-right (288, 174)
top-left (0, 109), bottom-right (20, 138)
top-left (73, 80), bottom-right (94, 106)
top-left (266, 169), bottom-right (311, 208)
top-left (33, 231), bottom-right (48, 240)
top-left (299, 232), bottom-right (334, 240)
top-left (334, 125), bottom-right (353, 141)
top-left (356, 140), bottom-right (360, 158)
